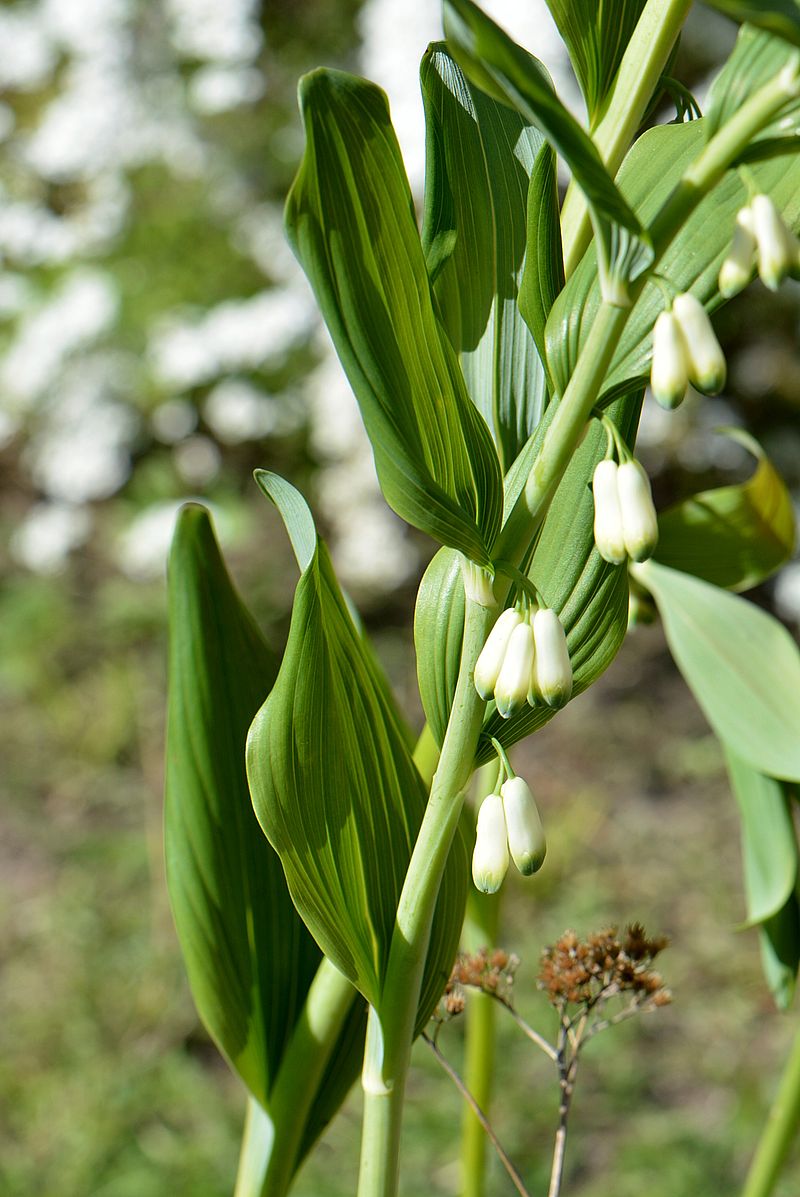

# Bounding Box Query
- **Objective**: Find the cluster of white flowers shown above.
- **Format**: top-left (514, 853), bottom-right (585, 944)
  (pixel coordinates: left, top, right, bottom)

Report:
top-left (650, 293), bottom-right (726, 410)
top-left (719, 193), bottom-right (800, 297)
top-left (474, 603), bottom-right (573, 716)
top-left (592, 457), bottom-right (658, 565)
top-left (472, 774), bottom-right (546, 893)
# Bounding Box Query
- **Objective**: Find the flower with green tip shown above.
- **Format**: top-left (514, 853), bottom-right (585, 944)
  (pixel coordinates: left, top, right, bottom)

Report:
top-left (494, 618), bottom-right (535, 719)
top-left (751, 193), bottom-right (800, 291)
top-left (472, 792), bottom-right (509, 893)
top-left (474, 607), bottom-right (523, 700)
top-left (501, 776), bottom-right (546, 876)
top-left (671, 293), bottom-right (726, 395)
top-left (617, 460), bottom-right (659, 563)
top-left (719, 205), bottom-right (756, 298)
top-left (531, 607), bottom-right (572, 709)
top-left (650, 309), bottom-right (689, 410)
top-left (592, 459), bottom-right (626, 565)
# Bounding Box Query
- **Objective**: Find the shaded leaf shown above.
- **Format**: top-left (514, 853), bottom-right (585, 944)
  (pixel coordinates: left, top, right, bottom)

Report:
top-left (654, 430), bottom-right (796, 591)
top-left (546, 118), bottom-right (800, 401)
top-left (725, 748), bottom-right (798, 926)
top-left (247, 538), bottom-right (467, 1031)
top-left (165, 505), bottom-right (364, 1160)
top-left (443, 0), bottom-right (652, 297)
top-left (518, 142), bottom-right (564, 378)
top-left (701, 1), bottom-right (800, 48)
top-left (285, 68), bottom-right (502, 566)
top-left (760, 894), bottom-right (800, 1009)
top-left (543, 0), bottom-right (647, 124)
top-left (638, 559), bottom-right (800, 781)
top-left (421, 43), bottom-right (549, 468)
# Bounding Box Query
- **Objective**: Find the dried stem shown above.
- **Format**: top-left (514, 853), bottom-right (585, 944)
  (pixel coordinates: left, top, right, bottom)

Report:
top-left (423, 1033), bottom-right (531, 1197)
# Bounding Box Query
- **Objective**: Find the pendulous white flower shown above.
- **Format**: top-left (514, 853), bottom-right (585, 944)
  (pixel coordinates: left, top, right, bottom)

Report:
top-left (617, 459), bottom-right (659, 563)
top-left (472, 792), bottom-right (509, 893)
top-left (474, 607), bottom-right (522, 700)
top-left (671, 293), bottom-right (726, 395)
top-left (650, 309), bottom-right (689, 410)
top-left (592, 458), bottom-right (626, 565)
top-left (531, 607), bottom-right (572, 709)
top-left (751, 193), bottom-right (800, 291)
top-left (501, 776), bottom-right (546, 876)
top-left (719, 205), bottom-right (757, 298)
top-left (494, 618), bottom-right (535, 719)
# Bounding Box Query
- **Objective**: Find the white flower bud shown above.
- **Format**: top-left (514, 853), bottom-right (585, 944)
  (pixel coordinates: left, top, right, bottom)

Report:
top-left (472, 792), bottom-right (509, 893)
top-left (650, 310), bottom-right (689, 409)
top-left (592, 459), bottom-right (626, 565)
top-left (751, 193), bottom-right (799, 291)
top-left (474, 607), bottom-right (522, 700)
top-left (618, 460), bottom-right (659, 563)
top-left (494, 619), bottom-right (535, 719)
top-left (719, 206), bottom-right (756, 298)
top-left (461, 557), bottom-right (497, 608)
top-left (531, 607), bottom-right (572, 709)
top-left (672, 293), bottom-right (726, 395)
top-left (501, 776), bottom-right (546, 876)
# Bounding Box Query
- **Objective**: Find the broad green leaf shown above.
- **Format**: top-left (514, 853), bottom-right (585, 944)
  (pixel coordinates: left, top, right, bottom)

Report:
top-left (638, 559), bottom-right (800, 781)
top-left (420, 43), bottom-right (549, 468)
top-left (247, 538), bottom-right (467, 1030)
top-left (654, 430), bottom-right (796, 591)
top-left (705, 25), bottom-right (800, 141)
top-left (759, 894), bottom-right (800, 1009)
top-left (443, 0), bottom-right (652, 299)
top-left (285, 68), bottom-right (502, 567)
top-left (415, 396), bottom-right (640, 753)
top-left (725, 748), bottom-right (798, 926)
top-left (702, 0), bottom-right (800, 48)
top-left (165, 505), bottom-right (364, 1156)
top-left (518, 142), bottom-right (564, 379)
top-left (543, 0), bottom-right (647, 125)
top-left (546, 118), bottom-right (800, 401)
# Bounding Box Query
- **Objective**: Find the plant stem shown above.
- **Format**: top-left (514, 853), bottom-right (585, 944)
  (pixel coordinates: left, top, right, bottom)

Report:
top-left (560, 0), bottom-right (692, 276)
top-left (741, 1022), bottom-right (800, 1197)
top-left (234, 958), bottom-right (357, 1197)
top-left (461, 778), bottom-right (503, 1197)
top-left (235, 1098), bottom-right (275, 1197)
top-left (356, 595), bottom-right (496, 1197)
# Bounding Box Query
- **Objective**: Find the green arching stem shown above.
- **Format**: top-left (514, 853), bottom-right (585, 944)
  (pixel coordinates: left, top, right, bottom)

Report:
top-left (355, 66), bottom-right (799, 1197)
top-left (235, 958), bottom-right (357, 1197)
top-left (560, 0), bottom-right (693, 277)
top-left (741, 1022), bottom-right (800, 1197)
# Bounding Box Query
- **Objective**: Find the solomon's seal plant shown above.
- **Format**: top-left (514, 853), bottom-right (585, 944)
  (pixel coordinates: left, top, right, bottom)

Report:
top-left (165, 3), bottom-right (800, 1196)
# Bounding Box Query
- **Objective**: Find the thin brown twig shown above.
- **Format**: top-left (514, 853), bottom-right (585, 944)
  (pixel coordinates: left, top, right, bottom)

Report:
top-left (486, 995), bottom-right (558, 1062)
top-left (422, 1032), bottom-right (532, 1197)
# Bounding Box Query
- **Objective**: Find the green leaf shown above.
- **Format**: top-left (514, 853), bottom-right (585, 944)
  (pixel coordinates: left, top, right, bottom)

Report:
top-left (165, 505), bottom-right (364, 1158)
top-left (420, 43), bottom-right (550, 468)
top-left (285, 68), bottom-right (502, 566)
top-left (760, 894), bottom-right (800, 1009)
top-left (543, 0), bottom-right (648, 124)
top-left (247, 538), bottom-right (467, 1031)
top-left (638, 559), bottom-right (800, 781)
top-left (725, 748), bottom-right (798, 926)
top-left (443, 0), bottom-right (652, 303)
top-left (254, 469), bottom-right (316, 572)
top-left (701, 1), bottom-right (800, 48)
top-left (518, 142), bottom-right (565, 378)
top-left (705, 24), bottom-right (800, 141)
top-left (654, 430), bottom-right (796, 591)
top-left (546, 118), bottom-right (800, 401)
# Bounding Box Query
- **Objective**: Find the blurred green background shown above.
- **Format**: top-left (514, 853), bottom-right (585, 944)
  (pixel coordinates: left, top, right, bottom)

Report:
top-left (1, 2), bottom-right (800, 1195)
